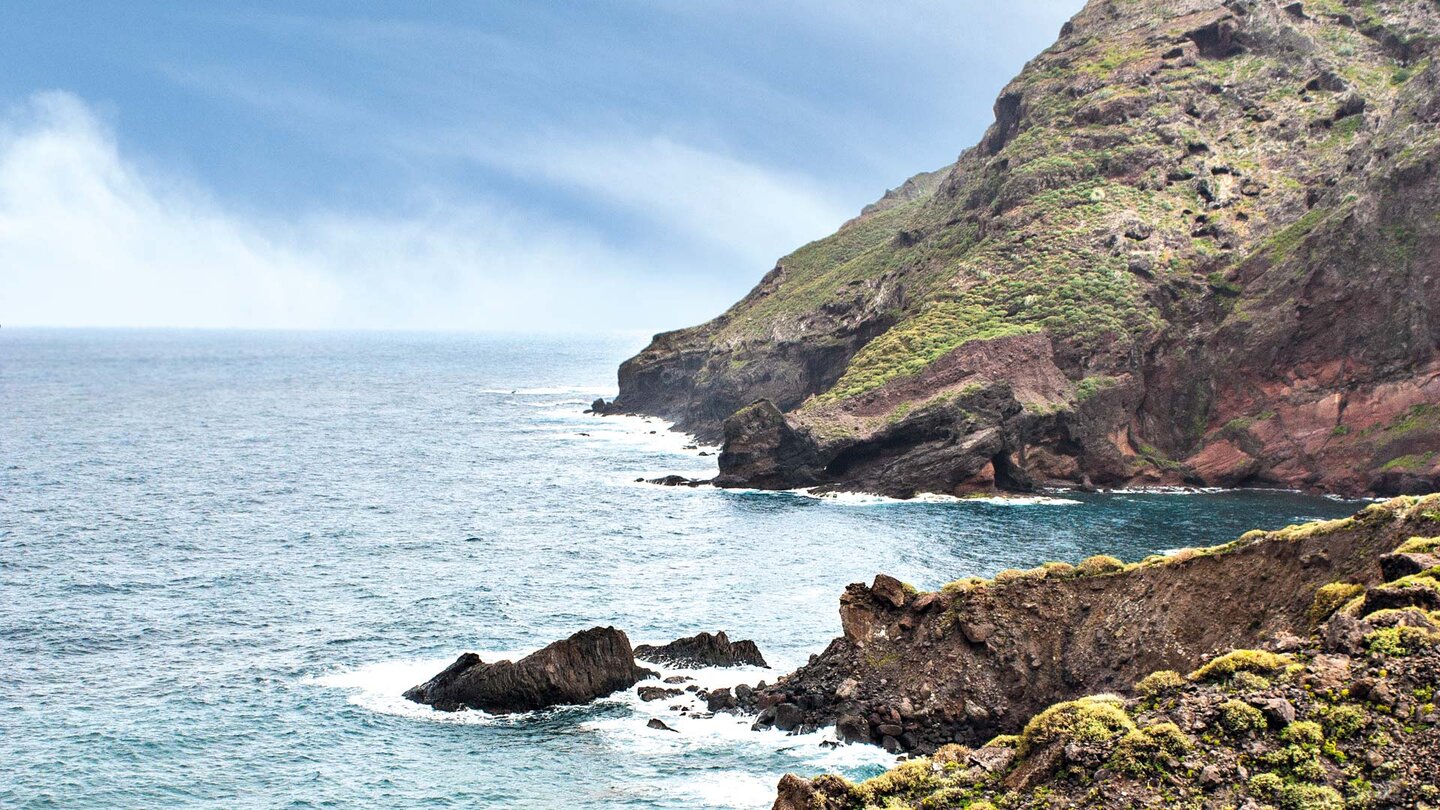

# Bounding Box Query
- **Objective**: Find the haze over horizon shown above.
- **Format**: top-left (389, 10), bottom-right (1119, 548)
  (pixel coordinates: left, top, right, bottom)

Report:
top-left (0, 1), bottom-right (1083, 333)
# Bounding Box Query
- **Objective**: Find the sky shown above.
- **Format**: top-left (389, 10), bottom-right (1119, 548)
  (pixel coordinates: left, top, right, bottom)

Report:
top-left (0, 1), bottom-right (1083, 333)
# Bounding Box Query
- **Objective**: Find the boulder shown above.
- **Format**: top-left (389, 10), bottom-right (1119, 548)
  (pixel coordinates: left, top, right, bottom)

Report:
top-left (403, 626), bottom-right (655, 713)
top-left (645, 474), bottom-right (708, 487)
top-left (638, 686), bottom-right (683, 702)
top-left (635, 630), bottom-right (769, 668)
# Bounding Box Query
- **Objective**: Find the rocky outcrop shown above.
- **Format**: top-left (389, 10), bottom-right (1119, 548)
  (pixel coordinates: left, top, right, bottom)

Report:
top-left (770, 500), bottom-right (1440, 809)
top-left (743, 495), bottom-right (1439, 752)
top-left (403, 627), bottom-right (655, 713)
top-left (634, 631), bottom-right (769, 668)
top-left (612, 0), bottom-right (1440, 498)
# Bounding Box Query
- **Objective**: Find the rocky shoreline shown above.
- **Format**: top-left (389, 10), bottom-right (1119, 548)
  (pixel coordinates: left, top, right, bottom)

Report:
top-left (401, 491), bottom-right (1440, 807)
top-left (766, 494), bottom-right (1440, 809)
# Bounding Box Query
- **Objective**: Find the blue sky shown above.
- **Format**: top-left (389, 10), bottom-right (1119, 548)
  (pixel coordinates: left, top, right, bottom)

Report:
top-left (0, 1), bottom-right (1082, 331)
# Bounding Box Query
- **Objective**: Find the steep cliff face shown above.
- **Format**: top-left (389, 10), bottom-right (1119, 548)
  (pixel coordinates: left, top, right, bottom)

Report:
top-left (739, 494), bottom-right (1440, 755)
top-left (610, 0), bottom-right (1440, 497)
top-left (768, 497), bottom-right (1440, 810)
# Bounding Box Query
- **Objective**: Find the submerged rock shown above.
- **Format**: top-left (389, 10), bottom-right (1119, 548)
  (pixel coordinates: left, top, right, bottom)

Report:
top-left (634, 631), bottom-right (769, 668)
top-left (403, 626), bottom-right (655, 713)
top-left (644, 474), bottom-right (709, 487)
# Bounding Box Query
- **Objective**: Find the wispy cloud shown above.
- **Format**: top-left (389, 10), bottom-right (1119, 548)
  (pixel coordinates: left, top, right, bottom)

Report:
top-left (0, 92), bottom-right (845, 330)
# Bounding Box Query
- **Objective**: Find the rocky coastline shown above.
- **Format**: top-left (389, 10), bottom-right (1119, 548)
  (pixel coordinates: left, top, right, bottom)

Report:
top-left (764, 494), bottom-right (1440, 809)
top-left (401, 491), bottom-right (1440, 807)
top-left (599, 0), bottom-right (1440, 500)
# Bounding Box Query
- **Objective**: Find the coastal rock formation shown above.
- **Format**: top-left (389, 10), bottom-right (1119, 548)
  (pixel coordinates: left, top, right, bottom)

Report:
top-left (611, 0), bottom-right (1440, 498)
top-left (770, 502), bottom-right (1440, 809)
top-left (403, 627), bottom-right (655, 713)
top-left (635, 631), bottom-right (769, 668)
top-left (745, 495), bottom-right (1439, 753)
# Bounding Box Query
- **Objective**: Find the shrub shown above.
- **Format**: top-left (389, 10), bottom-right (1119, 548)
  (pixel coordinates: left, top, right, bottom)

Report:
top-left (854, 758), bottom-right (942, 804)
top-left (985, 734), bottom-right (1020, 749)
top-left (1281, 720), bottom-right (1324, 747)
top-left (1309, 582), bottom-right (1366, 625)
top-left (1231, 671), bottom-right (1272, 692)
top-left (1135, 670), bottom-right (1185, 696)
top-left (1018, 695), bottom-right (1135, 756)
top-left (1076, 554), bottom-right (1126, 577)
top-left (1041, 561), bottom-right (1076, 579)
top-left (1189, 649), bottom-right (1294, 682)
top-left (1277, 783), bottom-right (1344, 810)
top-left (1248, 772), bottom-right (1284, 796)
top-left (1319, 704), bottom-right (1367, 738)
top-left (1395, 536), bottom-right (1440, 554)
top-left (1365, 625), bottom-right (1440, 656)
top-left (1219, 699), bottom-right (1268, 734)
top-left (993, 567), bottom-right (1042, 585)
top-left (1249, 772), bottom-right (1344, 810)
top-left (941, 577), bottom-right (988, 595)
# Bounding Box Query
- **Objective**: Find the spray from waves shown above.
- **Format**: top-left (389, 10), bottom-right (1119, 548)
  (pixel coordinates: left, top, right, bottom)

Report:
top-left (304, 657), bottom-right (502, 724)
top-left (307, 653), bottom-right (896, 808)
top-left (304, 647), bottom-right (572, 725)
top-left (477, 386), bottom-right (614, 396)
top-left (679, 486), bottom-right (1082, 507)
top-left (578, 660), bottom-right (897, 809)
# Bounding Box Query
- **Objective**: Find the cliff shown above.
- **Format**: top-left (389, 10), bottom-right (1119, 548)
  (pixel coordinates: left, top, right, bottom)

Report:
top-left (608, 0), bottom-right (1440, 498)
top-left (767, 495), bottom-right (1440, 809)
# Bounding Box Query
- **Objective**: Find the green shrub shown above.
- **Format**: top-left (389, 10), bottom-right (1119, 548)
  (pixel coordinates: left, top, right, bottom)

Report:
top-left (1135, 670), bottom-right (1185, 697)
top-left (1219, 699), bottom-right (1268, 734)
top-left (1395, 536), bottom-right (1440, 554)
top-left (1041, 561), bottom-right (1076, 579)
top-left (1231, 671), bottom-right (1272, 692)
top-left (1190, 649), bottom-right (1294, 682)
top-left (1248, 771), bottom-right (1284, 796)
top-left (1365, 625), bottom-right (1440, 656)
top-left (1018, 695), bottom-right (1135, 756)
top-left (1309, 582), bottom-right (1366, 625)
top-left (1281, 720), bottom-right (1324, 747)
top-left (1249, 772), bottom-right (1344, 810)
top-left (1075, 554), bottom-right (1126, 577)
top-left (1319, 704), bottom-right (1367, 738)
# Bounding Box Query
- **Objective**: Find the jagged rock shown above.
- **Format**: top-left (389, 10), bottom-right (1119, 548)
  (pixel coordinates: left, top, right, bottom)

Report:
top-left (706, 687), bottom-right (737, 713)
top-left (634, 631), bottom-right (769, 668)
top-left (713, 400), bottom-right (823, 490)
top-left (646, 718), bottom-right (677, 732)
top-left (871, 574), bottom-right (908, 609)
top-left (1379, 552), bottom-right (1440, 581)
top-left (774, 703), bottom-right (805, 732)
top-left (637, 686), bottom-right (683, 702)
top-left (403, 627), bottom-right (655, 713)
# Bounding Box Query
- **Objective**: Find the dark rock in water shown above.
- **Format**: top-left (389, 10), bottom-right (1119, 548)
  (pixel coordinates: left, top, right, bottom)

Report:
top-left (403, 626), bottom-right (655, 713)
top-left (712, 399), bottom-right (824, 490)
top-left (646, 717), bottom-right (677, 732)
top-left (644, 474), bottom-right (708, 488)
top-left (705, 687), bottom-right (736, 713)
top-left (634, 630), bottom-right (769, 668)
top-left (773, 702), bottom-right (804, 732)
top-left (588, 397), bottom-right (607, 414)
top-left (637, 686), bottom-right (683, 702)
top-left (662, 675), bottom-right (693, 684)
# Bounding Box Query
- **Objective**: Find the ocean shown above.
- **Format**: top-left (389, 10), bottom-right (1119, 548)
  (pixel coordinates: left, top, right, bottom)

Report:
top-left (0, 329), bottom-right (1362, 808)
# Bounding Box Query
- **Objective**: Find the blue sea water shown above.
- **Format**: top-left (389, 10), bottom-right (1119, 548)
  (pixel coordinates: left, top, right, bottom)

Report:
top-left (0, 329), bottom-right (1364, 809)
